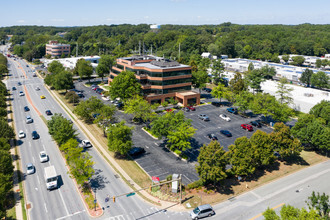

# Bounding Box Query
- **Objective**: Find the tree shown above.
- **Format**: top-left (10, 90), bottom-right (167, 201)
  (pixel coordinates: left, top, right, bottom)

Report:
top-left (291, 56), bottom-right (305, 66)
top-left (309, 100), bottom-right (330, 126)
top-left (291, 114), bottom-right (330, 151)
top-left (107, 121), bottom-right (134, 156)
top-left (229, 137), bottom-right (257, 176)
top-left (246, 69), bottom-right (266, 93)
top-left (96, 55), bottom-right (116, 81)
top-left (0, 138), bottom-right (10, 151)
top-left (270, 122), bottom-right (302, 158)
top-left (65, 91), bottom-right (80, 104)
top-left (196, 141), bottom-right (229, 185)
top-left (300, 68), bottom-right (313, 87)
top-left (235, 91), bottom-right (254, 113)
top-left (315, 59), bottom-right (322, 68)
top-left (48, 60), bottom-right (65, 74)
top-left (69, 151), bottom-right (95, 186)
top-left (306, 191), bottom-right (330, 218)
top-left (53, 71), bottom-right (73, 92)
top-left (167, 122), bottom-right (196, 154)
top-left (0, 150), bottom-right (13, 177)
top-left (211, 59), bottom-right (225, 84)
top-left (311, 71), bottom-right (329, 89)
top-left (0, 64), bottom-right (8, 76)
top-left (321, 59), bottom-right (329, 69)
top-left (124, 95), bottom-right (156, 123)
top-left (109, 71), bottom-right (142, 101)
top-left (0, 173), bottom-right (12, 219)
top-left (260, 65), bottom-right (276, 80)
top-left (93, 105), bottom-right (116, 136)
top-left (47, 113), bottom-right (77, 146)
top-left (76, 59), bottom-right (93, 82)
top-left (192, 70), bottom-right (208, 94)
top-left (211, 83), bottom-right (229, 104)
top-left (263, 205), bottom-right (321, 220)
top-left (250, 130), bottom-right (275, 167)
top-left (276, 77), bottom-right (293, 104)
top-left (74, 96), bottom-right (104, 122)
top-left (229, 72), bottom-right (247, 94)
top-left (282, 55), bottom-right (290, 64)
top-left (0, 119), bottom-right (14, 139)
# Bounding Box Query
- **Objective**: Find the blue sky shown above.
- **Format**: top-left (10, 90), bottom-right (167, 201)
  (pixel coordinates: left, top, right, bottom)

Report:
top-left (1, 0), bottom-right (330, 27)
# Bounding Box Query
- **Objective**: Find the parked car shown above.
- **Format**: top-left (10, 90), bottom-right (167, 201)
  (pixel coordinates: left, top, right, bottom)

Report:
top-left (211, 102), bottom-right (221, 107)
top-left (207, 134), bottom-right (218, 140)
top-left (241, 124), bottom-right (253, 131)
top-left (77, 93), bottom-right (85, 98)
top-left (219, 114), bottom-right (231, 122)
top-left (18, 130), bottom-right (26, 138)
top-left (227, 107), bottom-right (238, 114)
top-left (17, 82), bottom-right (22, 86)
top-left (39, 151), bottom-right (49, 163)
top-left (128, 147), bottom-right (146, 156)
top-left (31, 131), bottom-right (39, 139)
top-left (26, 116), bottom-right (33, 124)
top-left (188, 106), bottom-right (196, 111)
top-left (183, 107), bottom-right (190, 112)
top-left (19, 91), bottom-right (24, 96)
top-left (24, 106), bottom-right (30, 112)
top-left (12, 86), bottom-right (16, 91)
top-left (81, 140), bottom-right (93, 148)
top-left (190, 204), bottom-right (215, 219)
top-left (165, 109), bottom-right (173, 112)
top-left (45, 110), bottom-right (52, 115)
top-left (220, 130), bottom-right (232, 137)
top-left (40, 95), bottom-right (45, 99)
top-left (203, 88), bottom-right (212, 93)
top-left (35, 87), bottom-right (40, 91)
top-left (198, 114), bottom-right (210, 121)
top-left (26, 163), bottom-right (35, 175)
top-left (250, 121), bottom-right (261, 127)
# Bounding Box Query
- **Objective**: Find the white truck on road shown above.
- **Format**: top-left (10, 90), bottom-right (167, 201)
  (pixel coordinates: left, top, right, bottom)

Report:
top-left (44, 166), bottom-right (58, 190)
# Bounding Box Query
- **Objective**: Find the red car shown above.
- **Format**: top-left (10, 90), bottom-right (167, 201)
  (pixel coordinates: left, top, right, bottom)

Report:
top-left (241, 124), bottom-right (253, 131)
top-left (165, 109), bottom-right (173, 112)
top-left (188, 106), bottom-right (196, 111)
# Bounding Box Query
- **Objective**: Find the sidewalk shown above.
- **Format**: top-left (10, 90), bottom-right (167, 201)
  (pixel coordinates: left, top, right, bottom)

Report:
top-left (45, 83), bottom-right (186, 211)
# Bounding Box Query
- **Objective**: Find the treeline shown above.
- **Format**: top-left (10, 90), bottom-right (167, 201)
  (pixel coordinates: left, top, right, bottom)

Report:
top-left (0, 80), bottom-right (15, 218)
top-left (0, 54), bottom-right (8, 78)
top-left (2, 23), bottom-right (330, 62)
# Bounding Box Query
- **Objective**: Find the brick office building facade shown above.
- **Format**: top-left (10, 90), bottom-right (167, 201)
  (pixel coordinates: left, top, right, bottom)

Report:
top-left (45, 40), bottom-right (71, 58)
top-left (108, 55), bottom-right (200, 107)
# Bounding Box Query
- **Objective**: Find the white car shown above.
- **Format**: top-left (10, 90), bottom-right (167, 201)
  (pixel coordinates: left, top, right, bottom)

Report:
top-left (219, 114), bottom-right (231, 122)
top-left (19, 91), bottom-right (24, 96)
top-left (81, 140), bottom-right (92, 148)
top-left (26, 163), bottom-right (35, 175)
top-left (102, 96), bottom-right (110, 101)
top-left (39, 151), bottom-right (49, 163)
top-left (35, 87), bottom-right (40, 91)
top-left (18, 130), bottom-right (26, 138)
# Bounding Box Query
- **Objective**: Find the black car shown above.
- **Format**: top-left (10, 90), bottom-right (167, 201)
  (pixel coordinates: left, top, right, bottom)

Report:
top-left (211, 102), bottom-right (221, 107)
top-left (203, 88), bottom-right (212, 93)
top-left (45, 110), bottom-right (52, 115)
top-left (220, 130), bottom-right (232, 137)
top-left (77, 93), bottom-right (85, 98)
top-left (227, 107), bottom-right (238, 114)
top-left (17, 82), bottom-right (22, 86)
top-left (24, 106), bottom-right (30, 112)
top-left (207, 134), bottom-right (218, 140)
top-left (129, 147), bottom-right (146, 156)
top-left (12, 86), bottom-right (16, 91)
top-left (31, 131), bottom-right (39, 139)
top-left (250, 121), bottom-right (261, 127)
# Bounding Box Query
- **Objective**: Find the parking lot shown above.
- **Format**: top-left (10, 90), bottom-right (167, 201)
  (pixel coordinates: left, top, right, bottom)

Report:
top-left (73, 80), bottom-right (274, 184)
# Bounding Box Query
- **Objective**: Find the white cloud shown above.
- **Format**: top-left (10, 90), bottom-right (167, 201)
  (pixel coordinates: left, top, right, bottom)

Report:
top-left (144, 16), bottom-right (149, 19)
top-left (170, 0), bottom-right (186, 2)
top-left (17, 20), bottom-right (25, 23)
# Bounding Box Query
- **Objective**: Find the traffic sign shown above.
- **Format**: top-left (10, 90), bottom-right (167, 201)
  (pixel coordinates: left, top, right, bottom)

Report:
top-left (94, 199), bottom-right (97, 204)
top-left (126, 192), bottom-right (136, 197)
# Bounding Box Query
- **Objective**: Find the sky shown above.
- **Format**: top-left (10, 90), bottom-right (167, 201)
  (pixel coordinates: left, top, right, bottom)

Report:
top-left (1, 0), bottom-right (330, 27)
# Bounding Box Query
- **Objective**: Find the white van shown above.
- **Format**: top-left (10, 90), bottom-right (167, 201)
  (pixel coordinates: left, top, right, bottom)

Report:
top-left (190, 204), bottom-right (215, 219)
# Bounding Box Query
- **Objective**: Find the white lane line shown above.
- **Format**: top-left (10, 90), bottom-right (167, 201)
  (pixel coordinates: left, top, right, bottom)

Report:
top-left (29, 142), bottom-right (32, 147)
top-left (44, 203), bottom-right (48, 213)
top-left (42, 144), bottom-right (46, 151)
top-left (154, 143), bottom-right (158, 146)
top-left (55, 210), bottom-right (86, 220)
top-left (36, 175), bottom-right (40, 185)
top-left (58, 189), bottom-right (70, 215)
top-left (145, 145), bottom-right (149, 148)
top-left (32, 157), bottom-right (35, 163)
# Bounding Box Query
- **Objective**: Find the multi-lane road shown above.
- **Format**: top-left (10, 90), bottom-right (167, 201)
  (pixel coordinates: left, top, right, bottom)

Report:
top-left (2, 46), bottom-right (189, 220)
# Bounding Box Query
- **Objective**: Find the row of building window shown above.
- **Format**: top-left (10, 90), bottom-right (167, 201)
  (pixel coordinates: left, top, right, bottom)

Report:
top-left (143, 86), bottom-right (191, 95)
top-left (139, 78), bottom-right (191, 86)
top-left (115, 65), bottom-right (191, 77)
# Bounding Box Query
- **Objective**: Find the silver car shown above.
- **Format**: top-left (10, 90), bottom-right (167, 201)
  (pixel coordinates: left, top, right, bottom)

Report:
top-left (26, 163), bottom-right (35, 175)
top-left (190, 204), bottom-right (215, 219)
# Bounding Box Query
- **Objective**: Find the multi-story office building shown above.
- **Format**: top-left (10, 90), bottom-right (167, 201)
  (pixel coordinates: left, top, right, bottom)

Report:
top-left (45, 40), bottom-right (70, 58)
top-left (109, 55), bottom-right (200, 106)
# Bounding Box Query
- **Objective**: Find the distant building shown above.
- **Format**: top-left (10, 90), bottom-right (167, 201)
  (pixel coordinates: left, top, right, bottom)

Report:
top-left (56, 32), bottom-right (67, 38)
top-left (7, 35), bottom-right (13, 41)
top-left (109, 55), bottom-right (200, 107)
top-left (46, 40), bottom-right (71, 58)
top-left (150, 24), bottom-right (161, 30)
top-left (43, 56), bottom-right (100, 70)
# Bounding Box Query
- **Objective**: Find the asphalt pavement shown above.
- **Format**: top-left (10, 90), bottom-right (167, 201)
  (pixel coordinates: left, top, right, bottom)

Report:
top-left (6, 56), bottom-right (190, 219)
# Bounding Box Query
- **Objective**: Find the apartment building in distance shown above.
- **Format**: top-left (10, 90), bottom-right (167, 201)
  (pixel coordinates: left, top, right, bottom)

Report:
top-left (108, 55), bottom-right (200, 107)
top-left (46, 40), bottom-right (70, 58)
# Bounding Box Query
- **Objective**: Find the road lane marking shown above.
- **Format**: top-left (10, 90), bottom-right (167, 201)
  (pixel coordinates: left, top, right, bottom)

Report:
top-left (32, 157), bottom-right (35, 163)
top-left (36, 175), bottom-right (40, 185)
top-left (250, 191), bottom-right (261, 199)
top-left (58, 189), bottom-right (70, 215)
top-left (29, 142), bottom-right (31, 147)
top-left (249, 203), bottom-right (284, 220)
top-left (55, 210), bottom-right (86, 220)
top-left (44, 203), bottom-right (48, 213)
top-left (23, 85), bottom-right (42, 116)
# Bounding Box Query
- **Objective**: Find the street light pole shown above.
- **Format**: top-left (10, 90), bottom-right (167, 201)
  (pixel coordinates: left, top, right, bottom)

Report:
top-left (94, 187), bottom-right (97, 211)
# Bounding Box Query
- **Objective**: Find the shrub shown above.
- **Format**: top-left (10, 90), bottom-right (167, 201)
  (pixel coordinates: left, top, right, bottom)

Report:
top-left (186, 179), bottom-right (204, 189)
top-left (166, 174), bottom-right (172, 181)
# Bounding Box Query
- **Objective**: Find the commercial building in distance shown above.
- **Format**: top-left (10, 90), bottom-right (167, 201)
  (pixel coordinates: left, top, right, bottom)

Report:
top-left (42, 56), bottom-right (100, 69)
top-left (46, 40), bottom-right (70, 58)
top-left (108, 55), bottom-right (200, 106)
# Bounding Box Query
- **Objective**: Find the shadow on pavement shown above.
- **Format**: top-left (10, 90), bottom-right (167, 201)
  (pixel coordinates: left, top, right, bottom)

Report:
top-left (89, 169), bottom-right (110, 191)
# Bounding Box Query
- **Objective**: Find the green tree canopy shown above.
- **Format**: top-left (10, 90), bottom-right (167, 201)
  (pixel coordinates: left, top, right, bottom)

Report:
top-left (74, 96), bottom-right (104, 122)
top-left (107, 121), bottom-right (134, 156)
top-left (276, 77), bottom-right (293, 104)
top-left (311, 71), bottom-right (329, 89)
top-left (0, 119), bottom-right (14, 139)
top-left (196, 141), bottom-right (229, 185)
top-left (47, 113), bottom-right (77, 146)
top-left (300, 68), bottom-right (313, 87)
top-left (109, 71), bottom-right (142, 101)
top-left (48, 60), bottom-right (65, 74)
top-left (192, 70), bottom-right (208, 94)
top-left (53, 71), bottom-right (73, 91)
top-left (211, 83), bottom-right (229, 103)
top-left (306, 191), bottom-right (330, 218)
top-left (123, 95), bottom-right (156, 122)
top-left (167, 122), bottom-right (196, 153)
top-left (309, 100), bottom-right (330, 126)
top-left (229, 72), bottom-right (247, 94)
